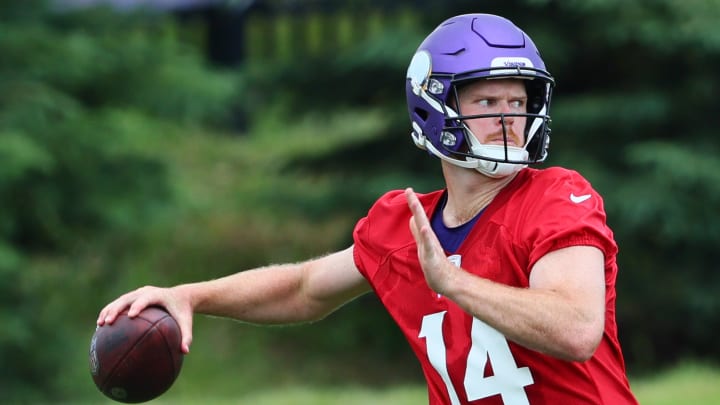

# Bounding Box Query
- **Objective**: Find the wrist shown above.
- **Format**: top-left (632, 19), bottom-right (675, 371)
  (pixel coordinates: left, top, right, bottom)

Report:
top-left (172, 283), bottom-right (199, 313)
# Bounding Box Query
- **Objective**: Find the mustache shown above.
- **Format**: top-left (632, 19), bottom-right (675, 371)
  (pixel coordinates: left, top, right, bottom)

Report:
top-left (486, 129), bottom-right (523, 146)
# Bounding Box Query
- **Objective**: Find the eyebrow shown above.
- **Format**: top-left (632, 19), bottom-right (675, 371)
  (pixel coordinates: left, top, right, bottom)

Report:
top-left (458, 84), bottom-right (526, 97)
top-left (461, 91), bottom-right (527, 99)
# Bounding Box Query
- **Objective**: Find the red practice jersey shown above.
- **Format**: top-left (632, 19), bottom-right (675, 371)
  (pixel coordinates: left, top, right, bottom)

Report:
top-left (353, 167), bottom-right (638, 405)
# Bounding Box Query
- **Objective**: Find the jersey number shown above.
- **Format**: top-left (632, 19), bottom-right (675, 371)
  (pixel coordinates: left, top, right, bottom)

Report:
top-left (419, 311), bottom-right (534, 405)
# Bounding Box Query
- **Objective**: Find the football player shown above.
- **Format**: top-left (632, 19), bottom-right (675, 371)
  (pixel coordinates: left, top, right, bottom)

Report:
top-left (98, 13), bottom-right (639, 404)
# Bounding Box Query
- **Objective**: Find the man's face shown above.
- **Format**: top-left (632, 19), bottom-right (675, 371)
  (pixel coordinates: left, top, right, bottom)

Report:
top-left (455, 79), bottom-right (528, 147)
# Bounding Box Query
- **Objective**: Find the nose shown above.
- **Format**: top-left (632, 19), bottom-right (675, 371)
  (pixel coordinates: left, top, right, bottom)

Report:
top-left (497, 105), bottom-right (515, 126)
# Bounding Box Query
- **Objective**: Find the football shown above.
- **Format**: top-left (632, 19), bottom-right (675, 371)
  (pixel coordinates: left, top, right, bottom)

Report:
top-left (89, 306), bottom-right (184, 403)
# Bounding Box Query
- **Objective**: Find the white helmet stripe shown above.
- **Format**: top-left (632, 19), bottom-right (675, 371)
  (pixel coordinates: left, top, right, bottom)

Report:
top-left (525, 104), bottom-right (547, 147)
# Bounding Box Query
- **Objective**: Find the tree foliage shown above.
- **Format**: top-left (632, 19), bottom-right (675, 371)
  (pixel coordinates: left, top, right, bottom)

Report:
top-left (0, 2), bottom-right (240, 401)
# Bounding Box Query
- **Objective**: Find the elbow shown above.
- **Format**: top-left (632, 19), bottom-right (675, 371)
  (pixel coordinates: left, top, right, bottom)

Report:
top-left (565, 339), bottom-right (600, 362)
top-left (298, 299), bottom-right (340, 324)
top-left (561, 323), bottom-right (604, 362)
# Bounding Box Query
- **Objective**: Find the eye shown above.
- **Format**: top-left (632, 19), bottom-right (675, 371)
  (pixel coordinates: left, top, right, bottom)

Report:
top-left (477, 99), bottom-right (494, 108)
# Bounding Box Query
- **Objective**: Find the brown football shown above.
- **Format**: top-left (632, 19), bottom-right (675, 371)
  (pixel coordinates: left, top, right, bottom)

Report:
top-left (89, 306), bottom-right (184, 403)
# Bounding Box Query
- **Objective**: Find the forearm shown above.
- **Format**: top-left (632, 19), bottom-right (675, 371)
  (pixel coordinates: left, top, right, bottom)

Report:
top-left (443, 268), bottom-right (603, 361)
top-left (175, 247), bottom-right (370, 325)
top-left (176, 262), bottom-right (324, 325)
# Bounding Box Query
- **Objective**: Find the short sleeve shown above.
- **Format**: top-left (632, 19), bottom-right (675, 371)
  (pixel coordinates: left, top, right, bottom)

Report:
top-left (521, 169), bottom-right (617, 269)
top-left (352, 189), bottom-right (442, 282)
top-left (352, 190), bottom-right (407, 281)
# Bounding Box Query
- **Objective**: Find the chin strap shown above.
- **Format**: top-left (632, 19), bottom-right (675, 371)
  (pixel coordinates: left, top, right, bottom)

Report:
top-left (411, 123), bottom-right (527, 178)
top-left (467, 144), bottom-right (528, 178)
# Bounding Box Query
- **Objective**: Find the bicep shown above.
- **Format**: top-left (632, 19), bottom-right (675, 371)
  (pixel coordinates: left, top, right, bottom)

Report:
top-left (302, 245), bottom-right (371, 315)
top-left (529, 245), bottom-right (606, 320)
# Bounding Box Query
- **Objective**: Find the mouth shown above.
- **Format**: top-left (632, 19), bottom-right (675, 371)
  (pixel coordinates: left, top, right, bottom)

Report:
top-left (486, 134), bottom-right (521, 147)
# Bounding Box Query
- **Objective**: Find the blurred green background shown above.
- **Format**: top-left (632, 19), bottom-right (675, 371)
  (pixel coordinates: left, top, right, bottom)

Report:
top-left (2, 0), bottom-right (720, 403)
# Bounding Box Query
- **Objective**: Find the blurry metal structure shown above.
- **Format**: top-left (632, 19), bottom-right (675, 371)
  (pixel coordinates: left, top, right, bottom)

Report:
top-left (54, 0), bottom-right (260, 67)
top-left (54, 0), bottom-right (234, 12)
top-left (52, 0), bottom-right (422, 66)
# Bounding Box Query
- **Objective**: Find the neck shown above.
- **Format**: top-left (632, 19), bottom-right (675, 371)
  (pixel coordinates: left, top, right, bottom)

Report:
top-left (441, 162), bottom-right (518, 227)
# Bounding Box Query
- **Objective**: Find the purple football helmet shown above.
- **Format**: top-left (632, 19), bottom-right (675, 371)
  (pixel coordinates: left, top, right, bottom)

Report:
top-left (406, 14), bottom-right (555, 177)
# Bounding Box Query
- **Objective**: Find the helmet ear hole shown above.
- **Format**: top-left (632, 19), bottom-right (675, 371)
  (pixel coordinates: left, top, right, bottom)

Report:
top-left (530, 98), bottom-right (543, 113)
top-left (526, 125), bottom-right (550, 161)
top-left (413, 108), bottom-right (429, 123)
top-left (525, 81), bottom-right (547, 114)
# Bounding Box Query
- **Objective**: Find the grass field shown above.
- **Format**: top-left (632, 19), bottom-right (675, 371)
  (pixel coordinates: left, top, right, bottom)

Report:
top-left (630, 362), bottom-right (720, 405)
top-left (141, 362), bottom-right (720, 405)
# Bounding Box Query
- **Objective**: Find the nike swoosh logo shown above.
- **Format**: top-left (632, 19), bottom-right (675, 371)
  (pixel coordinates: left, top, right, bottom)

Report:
top-left (570, 193), bottom-right (592, 203)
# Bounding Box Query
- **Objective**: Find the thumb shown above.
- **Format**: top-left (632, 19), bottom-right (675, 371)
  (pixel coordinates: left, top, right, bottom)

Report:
top-left (177, 314), bottom-right (193, 354)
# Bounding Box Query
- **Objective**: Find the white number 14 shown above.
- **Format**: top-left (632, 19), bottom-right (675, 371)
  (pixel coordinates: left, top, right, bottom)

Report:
top-left (419, 311), bottom-right (534, 405)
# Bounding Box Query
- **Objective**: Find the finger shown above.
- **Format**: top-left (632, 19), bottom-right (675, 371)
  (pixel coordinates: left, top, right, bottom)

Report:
top-left (97, 306), bottom-right (108, 326)
top-left (159, 287), bottom-right (194, 354)
top-left (405, 189), bottom-right (424, 245)
top-left (405, 188), bottom-right (441, 250)
top-left (160, 296), bottom-right (194, 354)
top-left (419, 224), bottom-right (442, 259)
top-left (97, 292), bottom-right (136, 326)
top-left (177, 314), bottom-right (194, 354)
top-left (405, 188), bottom-right (429, 228)
top-left (127, 295), bottom-right (152, 318)
top-left (404, 187), bottom-right (421, 216)
top-left (408, 215), bottom-right (420, 242)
